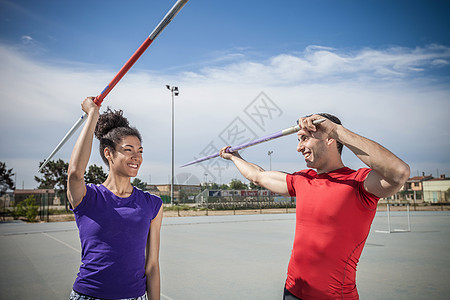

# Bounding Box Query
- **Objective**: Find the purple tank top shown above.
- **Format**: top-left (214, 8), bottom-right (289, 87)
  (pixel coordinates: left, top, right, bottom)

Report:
top-left (72, 184), bottom-right (162, 299)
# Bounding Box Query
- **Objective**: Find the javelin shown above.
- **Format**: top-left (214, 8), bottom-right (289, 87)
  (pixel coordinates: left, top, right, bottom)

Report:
top-left (38, 0), bottom-right (189, 172)
top-left (180, 118), bottom-right (326, 168)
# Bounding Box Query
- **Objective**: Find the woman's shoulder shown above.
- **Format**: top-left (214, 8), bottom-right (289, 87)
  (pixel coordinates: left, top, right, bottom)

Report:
top-left (83, 183), bottom-right (102, 197)
top-left (133, 187), bottom-right (163, 219)
top-left (72, 184), bottom-right (101, 212)
top-left (86, 183), bottom-right (101, 190)
top-left (133, 186), bottom-right (162, 202)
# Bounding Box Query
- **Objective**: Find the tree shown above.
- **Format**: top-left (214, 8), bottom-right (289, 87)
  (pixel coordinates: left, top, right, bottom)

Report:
top-left (0, 162), bottom-right (15, 196)
top-left (35, 159), bottom-right (68, 191)
top-left (35, 159), bottom-right (69, 210)
top-left (210, 182), bottom-right (220, 190)
top-left (131, 178), bottom-right (147, 190)
top-left (229, 179), bottom-right (248, 190)
top-left (85, 164), bottom-right (108, 184)
top-left (13, 195), bottom-right (38, 222)
top-left (249, 181), bottom-right (261, 190)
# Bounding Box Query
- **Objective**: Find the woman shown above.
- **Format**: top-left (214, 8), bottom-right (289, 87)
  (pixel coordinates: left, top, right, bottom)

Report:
top-left (67, 97), bottom-right (163, 300)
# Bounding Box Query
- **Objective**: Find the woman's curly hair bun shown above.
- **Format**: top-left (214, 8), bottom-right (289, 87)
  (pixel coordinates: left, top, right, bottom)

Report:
top-left (94, 107), bottom-right (129, 139)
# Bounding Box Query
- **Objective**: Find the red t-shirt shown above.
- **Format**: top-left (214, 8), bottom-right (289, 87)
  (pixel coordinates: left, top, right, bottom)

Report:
top-left (285, 167), bottom-right (379, 299)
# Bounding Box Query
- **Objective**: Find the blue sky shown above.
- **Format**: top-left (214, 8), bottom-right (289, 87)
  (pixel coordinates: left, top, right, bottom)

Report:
top-left (1, 0), bottom-right (449, 188)
top-left (2, 1), bottom-right (450, 70)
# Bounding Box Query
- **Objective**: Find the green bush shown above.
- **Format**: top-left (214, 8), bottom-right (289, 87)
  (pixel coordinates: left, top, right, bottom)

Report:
top-left (12, 195), bottom-right (39, 222)
top-left (163, 205), bottom-right (192, 211)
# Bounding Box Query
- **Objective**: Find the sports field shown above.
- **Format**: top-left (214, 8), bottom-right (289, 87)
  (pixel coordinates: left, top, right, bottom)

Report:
top-left (1, 211), bottom-right (449, 300)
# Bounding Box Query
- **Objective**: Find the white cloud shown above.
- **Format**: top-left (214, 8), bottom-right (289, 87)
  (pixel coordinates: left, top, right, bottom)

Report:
top-left (21, 35), bottom-right (33, 42)
top-left (210, 45), bottom-right (450, 84)
top-left (0, 44), bottom-right (449, 188)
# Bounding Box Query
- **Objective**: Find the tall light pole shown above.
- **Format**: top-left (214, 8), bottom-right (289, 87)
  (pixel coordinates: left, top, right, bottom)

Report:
top-left (166, 85), bottom-right (179, 205)
top-left (268, 151), bottom-right (273, 171)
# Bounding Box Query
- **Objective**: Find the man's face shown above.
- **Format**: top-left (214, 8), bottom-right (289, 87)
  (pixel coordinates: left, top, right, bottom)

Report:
top-left (296, 129), bottom-right (328, 169)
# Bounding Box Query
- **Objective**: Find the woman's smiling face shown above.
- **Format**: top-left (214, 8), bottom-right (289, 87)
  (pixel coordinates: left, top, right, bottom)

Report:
top-left (108, 135), bottom-right (143, 178)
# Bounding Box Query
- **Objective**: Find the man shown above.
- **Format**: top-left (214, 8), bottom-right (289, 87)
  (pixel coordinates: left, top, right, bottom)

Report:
top-left (219, 113), bottom-right (410, 300)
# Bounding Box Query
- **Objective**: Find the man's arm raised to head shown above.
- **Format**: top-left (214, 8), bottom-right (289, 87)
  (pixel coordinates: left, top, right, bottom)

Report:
top-left (318, 117), bottom-right (410, 198)
top-left (219, 147), bottom-right (290, 196)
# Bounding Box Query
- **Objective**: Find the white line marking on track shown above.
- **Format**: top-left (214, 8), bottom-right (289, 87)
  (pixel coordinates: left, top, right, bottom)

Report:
top-left (41, 232), bottom-right (81, 254)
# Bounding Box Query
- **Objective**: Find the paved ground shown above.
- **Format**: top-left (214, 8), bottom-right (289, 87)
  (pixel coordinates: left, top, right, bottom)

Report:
top-left (1, 211), bottom-right (449, 300)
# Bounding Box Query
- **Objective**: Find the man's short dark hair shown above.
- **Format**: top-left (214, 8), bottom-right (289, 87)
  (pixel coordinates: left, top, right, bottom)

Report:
top-left (302, 113), bottom-right (344, 155)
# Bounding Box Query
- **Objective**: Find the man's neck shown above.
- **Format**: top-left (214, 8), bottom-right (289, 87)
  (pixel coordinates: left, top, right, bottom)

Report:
top-left (316, 159), bottom-right (345, 174)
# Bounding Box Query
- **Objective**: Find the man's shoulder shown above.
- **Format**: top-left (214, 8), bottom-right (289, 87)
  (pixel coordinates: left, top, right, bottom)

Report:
top-left (292, 169), bottom-right (314, 174)
top-left (330, 167), bottom-right (372, 182)
top-left (289, 167), bottom-right (372, 179)
top-left (289, 169), bottom-right (317, 178)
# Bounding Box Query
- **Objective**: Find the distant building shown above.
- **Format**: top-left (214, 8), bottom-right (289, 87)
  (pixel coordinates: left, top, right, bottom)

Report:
top-left (393, 173), bottom-right (435, 203)
top-left (403, 174), bottom-right (433, 192)
top-left (145, 184), bottom-right (202, 204)
top-left (0, 192), bottom-right (13, 208)
top-left (423, 175), bottom-right (450, 203)
top-left (13, 189), bottom-right (57, 205)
